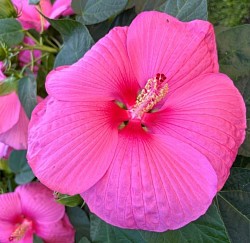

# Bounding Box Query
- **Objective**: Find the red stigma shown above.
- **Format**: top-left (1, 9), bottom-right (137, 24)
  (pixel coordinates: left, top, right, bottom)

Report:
top-left (9, 236), bottom-right (14, 241)
top-left (156, 73), bottom-right (166, 83)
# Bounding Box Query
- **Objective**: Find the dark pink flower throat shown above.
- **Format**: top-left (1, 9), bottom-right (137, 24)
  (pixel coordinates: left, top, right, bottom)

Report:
top-left (9, 218), bottom-right (32, 241)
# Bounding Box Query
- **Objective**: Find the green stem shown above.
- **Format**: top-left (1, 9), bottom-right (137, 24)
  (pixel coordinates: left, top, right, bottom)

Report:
top-left (7, 177), bottom-right (13, 192)
top-left (20, 53), bottom-right (49, 75)
top-left (43, 36), bottom-right (59, 49)
top-left (23, 43), bottom-right (58, 53)
top-left (80, 201), bottom-right (86, 208)
top-left (25, 31), bottom-right (40, 45)
top-left (30, 50), bottom-right (34, 71)
top-left (49, 36), bottom-right (61, 48)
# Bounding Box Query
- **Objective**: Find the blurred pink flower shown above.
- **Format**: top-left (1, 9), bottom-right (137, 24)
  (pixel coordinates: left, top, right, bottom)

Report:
top-left (12, 0), bottom-right (74, 32)
top-left (0, 182), bottom-right (75, 243)
top-left (0, 63), bottom-right (42, 150)
top-left (0, 62), bottom-right (29, 150)
top-left (0, 62), bottom-right (5, 80)
top-left (19, 37), bottom-right (42, 73)
top-left (27, 12), bottom-right (246, 231)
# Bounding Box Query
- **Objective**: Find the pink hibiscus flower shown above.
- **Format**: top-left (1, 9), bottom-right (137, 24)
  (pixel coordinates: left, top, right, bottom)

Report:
top-left (12, 0), bottom-right (74, 32)
top-left (27, 11), bottom-right (246, 232)
top-left (0, 62), bottom-right (29, 150)
top-left (0, 182), bottom-right (75, 242)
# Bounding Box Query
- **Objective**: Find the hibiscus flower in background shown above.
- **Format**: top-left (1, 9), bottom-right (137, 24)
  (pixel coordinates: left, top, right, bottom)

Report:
top-left (0, 62), bottom-right (5, 80)
top-left (0, 182), bottom-right (75, 242)
top-left (0, 92), bottom-right (29, 150)
top-left (27, 11), bottom-right (246, 232)
top-left (0, 62), bottom-right (29, 150)
top-left (12, 0), bottom-right (74, 32)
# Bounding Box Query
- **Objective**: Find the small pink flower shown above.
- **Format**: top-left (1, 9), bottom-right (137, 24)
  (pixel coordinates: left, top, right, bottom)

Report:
top-left (19, 37), bottom-right (42, 73)
top-left (27, 12), bottom-right (246, 231)
top-left (0, 182), bottom-right (75, 243)
top-left (12, 0), bottom-right (74, 32)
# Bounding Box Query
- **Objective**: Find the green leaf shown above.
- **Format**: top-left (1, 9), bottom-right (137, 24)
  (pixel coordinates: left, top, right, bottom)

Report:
top-left (134, 0), bottom-right (166, 13)
top-left (216, 168), bottom-right (250, 242)
top-left (79, 237), bottom-right (91, 243)
top-left (237, 75), bottom-right (250, 157)
top-left (125, 0), bottom-right (135, 10)
top-left (0, 0), bottom-right (17, 19)
top-left (8, 150), bottom-right (35, 184)
top-left (71, 0), bottom-right (128, 25)
top-left (36, 53), bottom-right (54, 98)
top-left (233, 155), bottom-right (250, 169)
top-left (0, 18), bottom-right (24, 46)
top-left (217, 25), bottom-right (250, 80)
top-left (90, 203), bottom-right (230, 243)
top-left (217, 193), bottom-right (250, 243)
top-left (55, 193), bottom-right (83, 207)
top-left (67, 207), bottom-right (90, 242)
top-left (0, 76), bottom-right (18, 96)
top-left (111, 7), bottom-right (136, 27)
top-left (158, 0), bottom-right (208, 21)
top-left (222, 167), bottom-right (250, 192)
top-left (86, 19), bottom-right (111, 42)
top-left (216, 25), bottom-right (250, 157)
top-left (29, 0), bottom-right (40, 5)
top-left (18, 75), bottom-right (37, 119)
top-left (47, 19), bottom-right (94, 67)
top-left (33, 234), bottom-right (43, 243)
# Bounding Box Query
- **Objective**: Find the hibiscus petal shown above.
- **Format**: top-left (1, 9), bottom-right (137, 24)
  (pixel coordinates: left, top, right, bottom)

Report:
top-left (28, 97), bottom-right (128, 194)
top-left (46, 27), bottom-right (139, 107)
top-left (12, 0), bottom-right (52, 31)
top-left (127, 11), bottom-right (218, 91)
top-left (0, 223), bottom-right (33, 243)
top-left (143, 73), bottom-right (246, 190)
top-left (50, 0), bottom-right (74, 19)
top-left (0, 142), bottom-right (9, 158)
top-left (0, 192), bottom-right (22, 222)
top-left (0, 221), bottom-right (33, 243)
top-left (0, 92), bottom-right (20, 134)
top-left (0, 221), bottom-right (16, 243)
top-left (15, 182), bottom-right (65, 224)
top-left (35, 214), bottom-right (75, 243)
top-left (82, 121), bottom-right (217, 232)
top-left (16, 231), bottom-right (33, 243)
top-left (0, 105), bottom-right (29, 149)
top-left (0, 62), bottom-right (5, 81)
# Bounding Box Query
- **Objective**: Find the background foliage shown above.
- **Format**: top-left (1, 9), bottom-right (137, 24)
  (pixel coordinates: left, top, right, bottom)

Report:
top-left (0, 0), bottom-right (249, 242)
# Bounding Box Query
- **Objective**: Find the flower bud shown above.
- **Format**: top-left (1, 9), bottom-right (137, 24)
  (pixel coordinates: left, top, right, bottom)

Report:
top-left (0, 0), bottom-right (17, 19)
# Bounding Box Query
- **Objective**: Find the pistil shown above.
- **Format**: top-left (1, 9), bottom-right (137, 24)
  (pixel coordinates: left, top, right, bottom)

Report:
top-left (130, 73), bottom-right (168, 119)
top-left (9, 218), bottom-right (32, 241)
